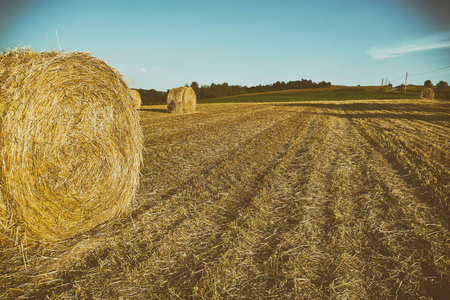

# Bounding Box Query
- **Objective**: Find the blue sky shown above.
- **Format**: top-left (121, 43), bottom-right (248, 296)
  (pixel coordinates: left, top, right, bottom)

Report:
top-left (1, 0), bottom-right (449, 90)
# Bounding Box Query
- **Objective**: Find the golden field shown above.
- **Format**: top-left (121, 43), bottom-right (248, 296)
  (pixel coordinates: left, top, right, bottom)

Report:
top-left (1, 99), bottom-right (449, 299)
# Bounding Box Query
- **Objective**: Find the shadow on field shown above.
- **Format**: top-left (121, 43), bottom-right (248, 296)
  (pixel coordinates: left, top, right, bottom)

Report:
top-left (276, 102), bottom-right (450, 122)
top-left (139, 108), bottom-right (168, 113)
top-left (279, 101), bottom-right (450, 227)
top-left (335, 113), bottom-right (449, 122)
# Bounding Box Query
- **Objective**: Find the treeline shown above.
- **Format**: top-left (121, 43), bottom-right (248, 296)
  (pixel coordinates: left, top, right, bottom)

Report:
top-left (193, 82), bottom-right (246, 99)
top-left (247, 79), bottom-right (331, 93)
top-left (194, 79), bottom-right (331, 99)
top-left (134, 78), bottom-right (332, 105)
top-left (133, 89), bottom-right (167, 106)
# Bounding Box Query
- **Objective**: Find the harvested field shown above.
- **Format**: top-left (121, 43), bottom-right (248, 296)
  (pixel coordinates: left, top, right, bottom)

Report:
top-left (1, 99), bottom-right (449, 299)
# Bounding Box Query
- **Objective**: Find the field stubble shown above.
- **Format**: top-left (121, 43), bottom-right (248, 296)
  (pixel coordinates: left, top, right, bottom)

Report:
top-left (0, 99), bottom-right (449, 299)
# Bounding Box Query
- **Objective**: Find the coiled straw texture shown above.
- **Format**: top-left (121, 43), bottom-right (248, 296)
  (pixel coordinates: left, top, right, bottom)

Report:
top-left (0, 48), bottom-right (142, 241)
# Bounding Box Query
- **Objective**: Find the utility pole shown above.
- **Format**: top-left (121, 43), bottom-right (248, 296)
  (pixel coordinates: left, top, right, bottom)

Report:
top-left (381, 78), bottom-right (384, 87)
top-left (404, 72), bottom-right (408, 93)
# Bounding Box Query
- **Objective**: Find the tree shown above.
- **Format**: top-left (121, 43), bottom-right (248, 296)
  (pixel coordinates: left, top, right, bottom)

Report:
top-left (138, 88), bottom-right (166, 105)
top-left (190, 81), bottom-right (200, 98)
top-left (424, 80), bottom-right (433, 87)
top-left (436, 80), bottom-right (448, 89)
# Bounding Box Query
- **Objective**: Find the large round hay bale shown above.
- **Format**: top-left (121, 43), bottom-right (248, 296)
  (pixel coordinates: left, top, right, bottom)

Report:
top-left (167, 86), bottom-right (196, 113)
top-left (0, 48), bottom-right (143, 241)
top-left (420, 88), bottom-right (435, 100)
top-left (130, 89), bottom-right (141, 108)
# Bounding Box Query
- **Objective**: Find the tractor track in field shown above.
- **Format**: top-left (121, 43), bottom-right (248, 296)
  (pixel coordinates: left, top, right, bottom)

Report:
top-left (344, 105), bottom-right (450, 222)
top-left (142, 111), bottom-right (327, 299)
top-left (1, 99), bottom-right (449, 299)
top-left (12, 106), bottom-right (315, 299)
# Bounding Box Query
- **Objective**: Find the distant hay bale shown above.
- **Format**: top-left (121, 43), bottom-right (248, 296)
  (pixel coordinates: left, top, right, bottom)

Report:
top-left (0, 48), bottom-right (143, 241)
top-left (130, 89), bottom-right (141, 108)
top-left (167, 86), bottom-right (196, 113)
top-left (420, 88), bottom-right (435, 100)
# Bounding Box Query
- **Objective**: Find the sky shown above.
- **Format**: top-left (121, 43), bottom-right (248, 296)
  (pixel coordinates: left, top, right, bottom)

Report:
top-left (1, 0), bottom-right (449, 91)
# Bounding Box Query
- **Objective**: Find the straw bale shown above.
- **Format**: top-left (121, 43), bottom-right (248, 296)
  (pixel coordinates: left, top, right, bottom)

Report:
top-left (420, 88), bottom-right (435, 100)
top-left (167, 86), bottom-right (197, 113)
top-left (0, 48), bottom-right (143, 241)
top-left (130, 89), bottom-right (141, 108)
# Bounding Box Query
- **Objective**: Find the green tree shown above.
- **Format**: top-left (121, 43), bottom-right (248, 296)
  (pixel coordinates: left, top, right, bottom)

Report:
top-left (436, 80), bottom-right (448, 89)
top-left (190, 81), bottom-right (200, 98)
top-left (424, 80), bottom-right (433, 87)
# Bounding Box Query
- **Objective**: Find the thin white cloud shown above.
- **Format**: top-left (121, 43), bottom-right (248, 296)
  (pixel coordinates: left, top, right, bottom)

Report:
top-left (367, 33), bottom-right (450, 59)
top-left (139, 68), bottom-right (148, 74)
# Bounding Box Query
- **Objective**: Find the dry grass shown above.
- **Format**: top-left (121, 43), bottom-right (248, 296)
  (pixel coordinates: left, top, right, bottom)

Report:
top-left (420, 88), bottom-right (435, 100)
top-left (167, 86), bottom-right (197, 113)
top-left (0, 99), bottom-right (449, 299)
top-left (0, 48), bottom-right (143, 242)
